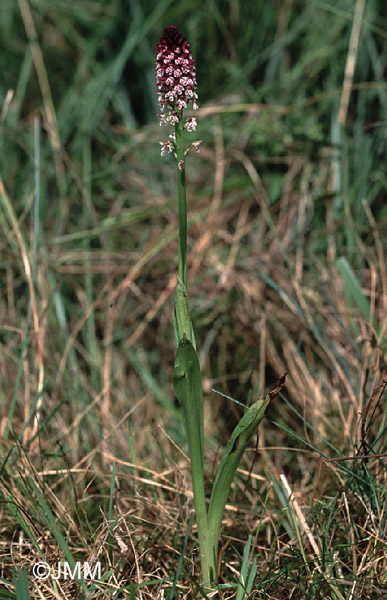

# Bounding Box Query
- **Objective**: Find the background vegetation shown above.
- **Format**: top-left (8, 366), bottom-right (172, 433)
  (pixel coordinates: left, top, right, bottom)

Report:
top-left (0, 0), bottom-right (386, 598)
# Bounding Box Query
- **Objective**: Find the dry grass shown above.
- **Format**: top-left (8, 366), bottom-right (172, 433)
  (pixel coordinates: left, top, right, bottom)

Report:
top-left (1, 108), bottom-right (386, 598)
top-left (1, 0), bottom-right (386, 597)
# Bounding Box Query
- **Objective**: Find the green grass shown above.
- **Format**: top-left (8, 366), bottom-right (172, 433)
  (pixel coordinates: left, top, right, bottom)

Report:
top-left (0, 0), bottom-right (386, 598)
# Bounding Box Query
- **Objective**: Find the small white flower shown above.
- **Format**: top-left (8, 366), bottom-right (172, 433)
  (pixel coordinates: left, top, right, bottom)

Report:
top-left (184, 117), bottom-right (197, 132)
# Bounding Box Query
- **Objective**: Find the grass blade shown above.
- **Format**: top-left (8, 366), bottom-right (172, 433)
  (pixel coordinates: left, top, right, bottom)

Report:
top-left (14, 568), bottom-right (30, 600)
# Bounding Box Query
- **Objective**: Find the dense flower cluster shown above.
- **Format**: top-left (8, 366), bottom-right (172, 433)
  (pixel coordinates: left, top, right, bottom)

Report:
top-left (156, 25), bottom-right (198, 133)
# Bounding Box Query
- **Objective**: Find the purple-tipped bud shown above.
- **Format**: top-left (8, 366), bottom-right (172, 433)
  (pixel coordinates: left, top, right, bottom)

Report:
top-left (156, 25), bottom-right (198, 126)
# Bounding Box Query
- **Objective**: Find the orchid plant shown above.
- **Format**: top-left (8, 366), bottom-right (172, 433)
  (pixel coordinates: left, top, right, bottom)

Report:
top-left (156, 25), bottom-right (284, 590)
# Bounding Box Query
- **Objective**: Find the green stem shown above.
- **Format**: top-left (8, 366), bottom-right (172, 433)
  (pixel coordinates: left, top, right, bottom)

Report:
top-left (175, 113), bottom-right (187, 287)
top-left (174, 340), bottom-right (216, 588)
top-left (173, 111), bottom-right (194, 348)
top-left (173, 112), bottom-right (216, 587)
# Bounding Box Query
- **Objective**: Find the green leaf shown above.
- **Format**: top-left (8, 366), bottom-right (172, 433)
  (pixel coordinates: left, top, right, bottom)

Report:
top-left (6, 498), bottom-right (42, 555)
top-left (173, 337), bottom-right (204, 479)
top-left (207, 395), bottom-right (270, 565)
top-left (236, 535), bottom-right (257, 600)
top-left (173, 276), bottom-right (196, 349)
top-left (336, 257), bottom-right (371, 324)
top-left (14, 568), bottom-right (30, 600)
top-left (173, 337), bottom-right (215, 585)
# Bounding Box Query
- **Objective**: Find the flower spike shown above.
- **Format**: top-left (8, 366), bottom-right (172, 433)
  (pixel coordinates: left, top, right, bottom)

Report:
top-left (156, 25), bottom-right (198, 132)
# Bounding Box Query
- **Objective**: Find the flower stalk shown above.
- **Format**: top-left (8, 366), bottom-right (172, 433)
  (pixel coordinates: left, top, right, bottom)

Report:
top-left (175, 116), bottom-right (187, 287)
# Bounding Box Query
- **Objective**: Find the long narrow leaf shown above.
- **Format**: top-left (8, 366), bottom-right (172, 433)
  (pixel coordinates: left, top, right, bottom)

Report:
top-left (14, 568), bottom-right (30, 600)
top-left (174, 276), bottom-right (196, 349)
top-left (207, 395), bottom-right (270, 561)
top-left (173, 337), bottom-right (204, 470)
top-left (236, 535), bottom-right (254, 600)
top-left (173, 337), bottom-right (214, 585)
top-left (336, 256), bottom-right (371, 324)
